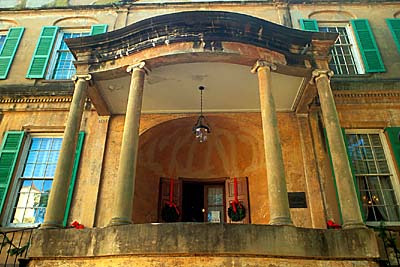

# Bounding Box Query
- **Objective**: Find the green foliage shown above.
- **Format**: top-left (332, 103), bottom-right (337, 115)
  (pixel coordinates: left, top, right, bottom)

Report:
top-left (228, 202), bottom-right (246, 222)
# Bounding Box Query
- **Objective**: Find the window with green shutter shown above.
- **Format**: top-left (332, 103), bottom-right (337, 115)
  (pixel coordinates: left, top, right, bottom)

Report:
top-left (386, 19), bottom-right (400, 54)
top-left (0, 132), bottom-right (24, 214)
top-left (1, 132), bottom-right (84, 226)
top-left (27, 24), bottom-right (107, 80)
top-left (299, 18), bottom-right (385, 74)
top-left (345, 130), bottom-right (400, 222)
top-left (0, 27), bottom-right (24, 79)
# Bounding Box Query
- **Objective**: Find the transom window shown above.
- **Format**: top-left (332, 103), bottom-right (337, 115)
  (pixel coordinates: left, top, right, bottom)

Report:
top-left (11, 136), bottom-right (62, 225)
top-left (49, 32), bottom-right (89, 80)
top-left (346, 132), bottom-right (400, 222)
top-left (319, 26), bottom-right (364, 75)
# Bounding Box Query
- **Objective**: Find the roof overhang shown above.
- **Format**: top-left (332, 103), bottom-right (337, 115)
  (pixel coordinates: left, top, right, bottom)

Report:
top-left (66, 11), bottom-right (337, 115)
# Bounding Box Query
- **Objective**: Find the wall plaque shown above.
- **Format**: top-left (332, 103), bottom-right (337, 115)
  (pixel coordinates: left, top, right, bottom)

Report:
top-left (288, 192), bottom-right (307, 208)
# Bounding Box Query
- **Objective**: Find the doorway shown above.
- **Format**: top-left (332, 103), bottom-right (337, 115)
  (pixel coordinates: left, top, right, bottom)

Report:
top-left (182, 180), bottom-right (225, 223)
top-left (182, 182), bottom-right (204, 222)
top-left (158, 177), bottom-right (249, 223)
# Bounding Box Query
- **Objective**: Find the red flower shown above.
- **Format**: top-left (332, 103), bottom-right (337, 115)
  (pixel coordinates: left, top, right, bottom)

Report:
top-left (71, 221), bottom-right (84, 229)
top-left (327, 220), bottom-right (341, 229)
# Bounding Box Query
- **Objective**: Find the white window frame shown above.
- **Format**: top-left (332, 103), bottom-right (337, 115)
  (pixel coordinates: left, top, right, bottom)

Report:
top-left (346, 129), bottom-right (400, 226)
top-left (46, 28), bottom-right (90, 80)
top-left (3, 133), bottom-right (63, 227)
top-left (318, 22), bottom-right (365, 75)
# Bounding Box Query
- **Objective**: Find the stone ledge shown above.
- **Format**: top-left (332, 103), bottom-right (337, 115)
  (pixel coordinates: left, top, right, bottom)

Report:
top-left (29, 223), bottom-right (379, 260)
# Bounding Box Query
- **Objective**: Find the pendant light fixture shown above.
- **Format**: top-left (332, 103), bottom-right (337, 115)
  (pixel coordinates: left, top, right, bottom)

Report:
top-left (193, 86), bottom-right (211, 143)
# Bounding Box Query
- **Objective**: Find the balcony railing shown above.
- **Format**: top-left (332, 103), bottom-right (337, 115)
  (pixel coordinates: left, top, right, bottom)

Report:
top-left (369, 223), bottom-right (400, 267)
top-left (0, 227), bottom-right (38, 267)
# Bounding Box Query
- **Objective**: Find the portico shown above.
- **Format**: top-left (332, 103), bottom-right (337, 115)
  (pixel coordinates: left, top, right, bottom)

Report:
top-left (41, 10), bottom-right (363, 230)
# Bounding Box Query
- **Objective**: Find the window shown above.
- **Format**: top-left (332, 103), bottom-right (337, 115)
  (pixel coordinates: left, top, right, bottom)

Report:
top-left (0, 34), bottom-right (6, 50)
top-left (26, 24), bottom-right (107, 79)
top-left (11, 136), bottom-right (62, 224)
top-left (0, 131), bottom-right (84, 227)
top-left (48, 32), bottom-right (89, 80)
top-left (319, 26), bottom-right (363, 75)
top-left (299, 19), bottom-right (385, 74)
top-left (346, 131), bottom-right (400, 222)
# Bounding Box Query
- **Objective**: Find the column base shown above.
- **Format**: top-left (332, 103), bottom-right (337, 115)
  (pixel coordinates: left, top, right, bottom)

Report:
top-left (40, 221), bottom-right (64, 229)
top-left (269, 216), bottom-right (293, 226)
top-left (109, 217), bottom-right (133, 226)
top-left (342, 220), bottom-right (366, 229)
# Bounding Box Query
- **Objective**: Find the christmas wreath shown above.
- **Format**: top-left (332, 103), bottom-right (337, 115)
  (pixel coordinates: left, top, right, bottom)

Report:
top-left (161, 202), bottom-right (180, 222)
top-left (227, 177), bottom-right (246, 221)
top-left (228, 201), bottom-right (246, 221)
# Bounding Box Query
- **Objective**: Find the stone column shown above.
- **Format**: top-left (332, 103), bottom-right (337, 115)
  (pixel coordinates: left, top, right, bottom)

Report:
top-left (312, 69), bottom-right (364, 229)
top-left (252, 60), bottom-right (293, 226)
top-left (41, 74), bottom-right (91, 228)
top-left (109, 62), bottom-right (147, 226)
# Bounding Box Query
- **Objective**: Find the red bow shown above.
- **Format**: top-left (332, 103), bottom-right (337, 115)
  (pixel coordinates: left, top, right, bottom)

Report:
top-left (166, 178), bottom-right (180, 215)
top-left (230, 177), bottom-right (241, 213)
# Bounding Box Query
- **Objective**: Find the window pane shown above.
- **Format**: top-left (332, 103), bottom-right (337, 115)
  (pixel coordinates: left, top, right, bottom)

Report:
top-left (0, 35), bottom-right (6, 50)
top-left (51, 32), bottom-right (89, 80)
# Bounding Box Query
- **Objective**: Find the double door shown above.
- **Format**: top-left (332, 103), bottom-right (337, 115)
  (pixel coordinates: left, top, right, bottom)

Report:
top-left (158, 177), bottom-right (249, 223)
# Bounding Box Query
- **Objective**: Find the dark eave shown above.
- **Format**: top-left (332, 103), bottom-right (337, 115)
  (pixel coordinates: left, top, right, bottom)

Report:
top-left (66, 11), bottom-right (337, 67)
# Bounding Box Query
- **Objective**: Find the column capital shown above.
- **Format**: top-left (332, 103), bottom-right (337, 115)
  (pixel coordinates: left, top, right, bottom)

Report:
top-left (127, 61), bottom-right (150, 75)
top-left (72, 74), bottom-right (92, 82)
top-left (251, 60), bottom-right (277, 74)
top-left (311, 69), bottom-right (334, 84)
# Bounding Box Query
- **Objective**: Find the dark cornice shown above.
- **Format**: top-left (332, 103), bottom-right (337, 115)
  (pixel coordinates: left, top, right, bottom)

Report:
top-left (66, 10), bottom-right (337, 67)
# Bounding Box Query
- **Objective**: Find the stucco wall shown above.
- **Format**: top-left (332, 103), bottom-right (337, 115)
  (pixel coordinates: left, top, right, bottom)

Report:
top-left (95, 112), bottom-right (326, 227)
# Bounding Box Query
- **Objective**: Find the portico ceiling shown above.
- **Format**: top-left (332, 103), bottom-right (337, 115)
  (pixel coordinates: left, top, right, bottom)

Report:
top-left (93, 62), bottom-right (305, 114)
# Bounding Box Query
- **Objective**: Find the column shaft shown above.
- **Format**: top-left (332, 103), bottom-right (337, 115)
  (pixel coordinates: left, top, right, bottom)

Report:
top-left (255, 62), bottom-right (293, 225)
top-left (41, 74), bottom-right (90, 228)
top-left (109, 64), bottom-right (146, 226)
top-left (314, 70), bottom-right (364, 229)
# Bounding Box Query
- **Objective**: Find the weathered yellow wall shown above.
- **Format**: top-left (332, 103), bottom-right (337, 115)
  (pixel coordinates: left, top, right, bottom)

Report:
top-left (27, 256), bottom-right (378, 267)
top-left (96, 112), bottom-right (324, 228)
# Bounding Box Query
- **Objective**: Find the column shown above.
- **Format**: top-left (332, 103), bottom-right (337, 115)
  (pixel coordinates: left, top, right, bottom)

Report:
top-left (312, 69), bottom-right (364, 229)
top-left (109, 62), bottom-right (147, 226)
top-left (252, 60), bottom-right (293, 226)
top-left (41, 74), bottom-right (91, 228)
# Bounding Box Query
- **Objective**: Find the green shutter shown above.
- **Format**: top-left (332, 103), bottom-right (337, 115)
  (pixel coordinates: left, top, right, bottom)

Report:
top-left (351, 19), bottom-right (385, 73)
top-left (26, 26), bottom-right (59, 79)
top-left (0, 132), bottom-right (24, 214)
top-left (299, 19), bottom-right (319, 32)
top-left (0, 27), bottom-right (24, 79)
top-left (90, 24), bottom-right (108, 36)
top-left (63, 131), bottom-right (85, 227)
top-left (385, 127), bottom-right (400, 172)
top-left (386, 19), bottom-right (400, 54)
top-left (323, 128), bottom-right (343, 224)
top-left (342, 131), bottom-right (365, 222)
top-left (323, 129), bottom-right (365, 223)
